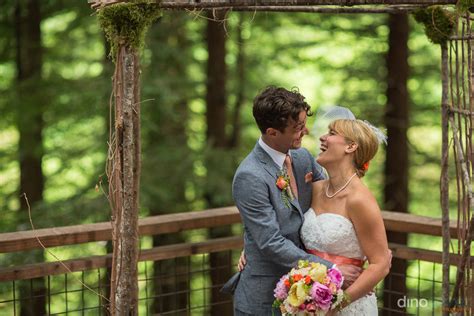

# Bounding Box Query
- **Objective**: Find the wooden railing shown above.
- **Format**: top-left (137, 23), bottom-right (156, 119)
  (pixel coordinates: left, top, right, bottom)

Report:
top-left (0, 207), bottom-right (467, 282)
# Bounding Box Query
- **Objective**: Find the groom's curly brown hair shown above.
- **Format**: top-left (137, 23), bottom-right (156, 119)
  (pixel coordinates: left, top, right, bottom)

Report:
top-left (253, 86), bottom-right (313, 134)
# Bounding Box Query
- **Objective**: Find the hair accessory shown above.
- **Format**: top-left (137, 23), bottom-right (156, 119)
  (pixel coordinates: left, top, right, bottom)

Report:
top-left (362, 162), bottom-right (370, 171)
top-left (361, 120), bottom-right (388, 145)
top-left (312, 105), bottom-right (387, 149)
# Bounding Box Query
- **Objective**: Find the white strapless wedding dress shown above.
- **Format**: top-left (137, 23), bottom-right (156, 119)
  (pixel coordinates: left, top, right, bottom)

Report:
top-left (300, 208), bottom-right (378, 315)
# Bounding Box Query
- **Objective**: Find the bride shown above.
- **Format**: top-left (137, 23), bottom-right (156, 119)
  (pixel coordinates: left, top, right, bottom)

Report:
top-left (301, 118), bottom-right (391, 315)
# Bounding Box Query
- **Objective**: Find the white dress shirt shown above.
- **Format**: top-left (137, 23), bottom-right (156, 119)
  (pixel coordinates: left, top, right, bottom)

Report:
top-left (258, 137), bottom-right (289, 169)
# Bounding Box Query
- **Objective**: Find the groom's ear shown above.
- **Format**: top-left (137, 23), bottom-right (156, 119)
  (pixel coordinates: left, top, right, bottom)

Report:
top-left (266, 127), bottom-right (279, 137)
top-left (345, 142), bottom-right (358, 153)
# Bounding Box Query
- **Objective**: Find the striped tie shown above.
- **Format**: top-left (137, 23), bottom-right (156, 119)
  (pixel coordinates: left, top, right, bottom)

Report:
top-left (284, 154), bottom-right (298, 199)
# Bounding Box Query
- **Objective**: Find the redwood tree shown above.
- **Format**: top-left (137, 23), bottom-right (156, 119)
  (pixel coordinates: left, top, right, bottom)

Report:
top-left (142, 13), bottom-right (192, 314)
top-left (383, 13), bottom-right (410, 315)
top-left (15, 1), bottom-right (46, 315)
top-left (205, 9), bottom-right (233, 315)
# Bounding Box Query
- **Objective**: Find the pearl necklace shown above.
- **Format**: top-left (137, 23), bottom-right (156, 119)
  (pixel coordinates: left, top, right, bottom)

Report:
top-left (325, 173), bottom-right (358, 198)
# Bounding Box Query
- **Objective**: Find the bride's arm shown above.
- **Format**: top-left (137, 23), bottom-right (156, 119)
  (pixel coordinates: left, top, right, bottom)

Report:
top-left (344, 191), bottom-right (391, 302)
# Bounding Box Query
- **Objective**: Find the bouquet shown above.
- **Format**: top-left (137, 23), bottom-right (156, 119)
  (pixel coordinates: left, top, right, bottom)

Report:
top-left (273, 260), bottom-right (344, 315)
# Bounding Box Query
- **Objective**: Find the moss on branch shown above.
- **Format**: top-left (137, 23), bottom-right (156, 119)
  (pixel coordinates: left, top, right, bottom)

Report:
top-left (457, 0), bottom-right (474, 14)
top-left (413, 6), bottom-right (456, 47)
top-left (97, 1), bottom-right (161, 61)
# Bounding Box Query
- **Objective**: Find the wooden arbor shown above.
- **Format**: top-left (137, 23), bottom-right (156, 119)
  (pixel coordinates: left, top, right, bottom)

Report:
top-left (90, 0), bottom-right (472, 315)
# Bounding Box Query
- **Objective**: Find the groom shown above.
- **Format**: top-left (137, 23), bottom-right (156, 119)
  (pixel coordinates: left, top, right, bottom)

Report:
top-left (227, 86), bottom-right (361, 315)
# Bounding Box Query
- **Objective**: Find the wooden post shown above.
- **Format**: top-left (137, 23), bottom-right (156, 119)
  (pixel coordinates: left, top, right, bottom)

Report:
top-left (440, 43), bottom-right (450, 316)
top-left (108, 44), bottom-right (141, 315)
top-left (94, 3), bottom-right (160, 314)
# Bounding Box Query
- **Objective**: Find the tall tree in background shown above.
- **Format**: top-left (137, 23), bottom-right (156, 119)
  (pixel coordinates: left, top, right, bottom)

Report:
top-left (229, 13), bottom-right (246, 149)
top-left (14, 0), bottom-right (46, 315)
top-left (205, 10), bottom-right (233, 315)
top-left (383, 13), bottom-right (409, 315)
top-left (141, 13), bottom-right (193, 314)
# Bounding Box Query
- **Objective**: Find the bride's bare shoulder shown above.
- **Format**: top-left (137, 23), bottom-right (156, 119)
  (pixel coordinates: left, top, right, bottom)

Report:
top-left (347, 184), bottom-right (379, 217)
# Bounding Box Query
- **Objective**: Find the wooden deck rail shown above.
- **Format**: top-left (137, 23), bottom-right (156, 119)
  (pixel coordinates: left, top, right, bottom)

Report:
top-left (0, 207), bottom-right (460, 253)
top-left (0, 207), bottom-right (469, 282)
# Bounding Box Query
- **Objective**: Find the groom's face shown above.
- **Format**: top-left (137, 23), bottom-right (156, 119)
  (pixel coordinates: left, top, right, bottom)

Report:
top-left (278, 111), bottom-right (308, 151)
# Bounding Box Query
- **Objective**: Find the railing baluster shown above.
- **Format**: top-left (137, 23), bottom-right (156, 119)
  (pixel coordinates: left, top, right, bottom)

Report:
top-left (144, 261), bottom-right (149, 316)
top-left (13, 280), bottom-right (16, 316)
top-left (81, 271), bottom-right (85, 316)
top-left (97, 268), bottom-right (102, 316)
top-left (187, 255), bottom-right (191, 316)
top-left (47, 275), bottom-right (51, 315)
top-left (65, 273), bottom-right (68, 314)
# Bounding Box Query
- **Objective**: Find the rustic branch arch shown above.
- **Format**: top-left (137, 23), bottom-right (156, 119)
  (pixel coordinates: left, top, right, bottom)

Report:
top-left (90, 1), bottom-right (472, 314)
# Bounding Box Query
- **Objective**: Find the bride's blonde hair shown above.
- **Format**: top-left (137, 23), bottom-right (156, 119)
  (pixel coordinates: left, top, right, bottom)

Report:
top-left (329, 119), bottom-right (379, 177)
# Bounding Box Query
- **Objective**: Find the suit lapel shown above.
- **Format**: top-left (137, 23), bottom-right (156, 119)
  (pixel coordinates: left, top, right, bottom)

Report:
top-left (289, 198), bottom-right (303, 217)
top-left (254, 144), bottom-right (303, 218)
top-left (254, 143), bottom-right (280, 180)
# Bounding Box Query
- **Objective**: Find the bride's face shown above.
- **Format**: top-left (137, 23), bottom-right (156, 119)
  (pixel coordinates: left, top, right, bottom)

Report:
top-left (316, 129), bottom-right (350, 167)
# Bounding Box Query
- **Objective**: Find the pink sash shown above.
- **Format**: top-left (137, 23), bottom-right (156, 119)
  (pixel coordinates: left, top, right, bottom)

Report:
top-left (307, 249), bottom-right (365, 267)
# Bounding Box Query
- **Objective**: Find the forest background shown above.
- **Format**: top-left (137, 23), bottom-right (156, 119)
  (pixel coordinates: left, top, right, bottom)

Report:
top-left (0, 1), bottom-right (455, 315)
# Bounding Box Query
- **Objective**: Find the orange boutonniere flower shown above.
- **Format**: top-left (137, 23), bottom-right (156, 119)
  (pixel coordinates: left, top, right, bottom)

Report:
top-left (276, 170), bottom-right (294, 208)
top-left (276, 176), bottom-right (288, 190)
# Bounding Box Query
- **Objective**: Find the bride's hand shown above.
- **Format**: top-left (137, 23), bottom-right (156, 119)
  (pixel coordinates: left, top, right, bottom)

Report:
top-left (326, 309), bottom-right (336, 316)
top-left (237, 250), bottom-right (246, 271)
top-left (337, 264), bottom-right (362, 289)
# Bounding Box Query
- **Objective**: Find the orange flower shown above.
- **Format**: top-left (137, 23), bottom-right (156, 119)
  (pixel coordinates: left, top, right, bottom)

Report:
top-left (362, 161), bottom-right (370, 171)
top-left (304, 275), bottom-right (312, 285)
top-left (292, 274), bottom-right (303, 282)
top-left (284, 279), bottom-right (291, 288)
top-left (276, 176), bottom-right (288, 190)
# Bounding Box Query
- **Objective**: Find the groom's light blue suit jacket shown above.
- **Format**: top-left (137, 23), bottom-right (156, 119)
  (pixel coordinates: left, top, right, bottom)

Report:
top-left (230, 142), bottom-right (333, 315)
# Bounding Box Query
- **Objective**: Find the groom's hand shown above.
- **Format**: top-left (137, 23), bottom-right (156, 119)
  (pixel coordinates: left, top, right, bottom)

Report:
top-left (337, 264), bottom-right (362, 289)
top-left (237, 250), bottom-right (247, 271)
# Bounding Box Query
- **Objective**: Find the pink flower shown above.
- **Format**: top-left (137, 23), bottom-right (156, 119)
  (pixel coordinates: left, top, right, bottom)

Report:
top-left (327, 268), bottom-right (343, 289)
top-left (299, 303), bottom-right (306, 310)
top-left (310, 282), bottom-right (333, 311)
top-left (274, 274), bottom-right (289, 300)
top-left (305, 302), bottom-right (317, 312)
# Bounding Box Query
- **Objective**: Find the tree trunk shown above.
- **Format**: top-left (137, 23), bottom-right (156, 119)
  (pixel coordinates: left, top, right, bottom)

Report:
top-left (108, 45), bottom-right (141, 315)
top-left (205, 9), bottom-right (233, 316)
top-left (206, 10), bottom-right (228, 149)
top-left (229, 13), bottom-right (246, 149)
top-left (15, 1), bottom-right (46, 315)
top-left (144, 13), bottom-right (191, 314)
top-left (383, 13), bottom-right (409, 315)
top-left (440, 44), bottom-right (450, 316)
top-left (101, 35), bottom-right (114, 316)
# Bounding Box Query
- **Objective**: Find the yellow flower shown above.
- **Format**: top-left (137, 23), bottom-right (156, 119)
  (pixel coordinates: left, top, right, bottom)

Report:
top-left (287, 282), bottom-right (307, 307)
top-left (309, 263), bottom-right (328, 283)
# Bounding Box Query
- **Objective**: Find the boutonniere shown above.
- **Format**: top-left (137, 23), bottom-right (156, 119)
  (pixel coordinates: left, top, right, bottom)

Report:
top-left (276, 169), bottom-right (294, 208)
